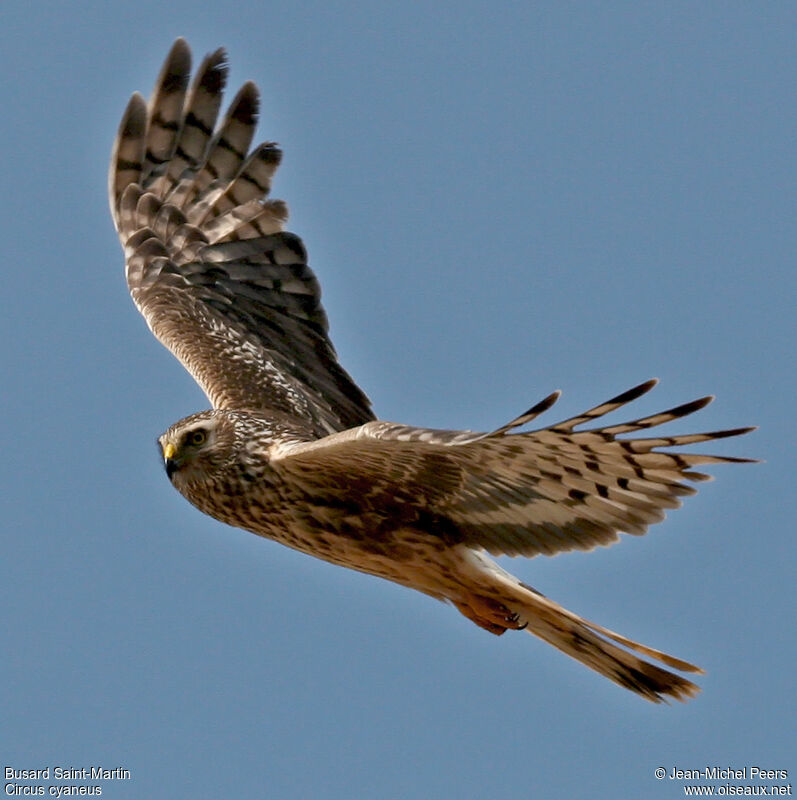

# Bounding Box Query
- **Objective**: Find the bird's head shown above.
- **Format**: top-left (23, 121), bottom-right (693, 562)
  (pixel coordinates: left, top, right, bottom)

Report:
top-left (158, 411), bottom-right (239, 488)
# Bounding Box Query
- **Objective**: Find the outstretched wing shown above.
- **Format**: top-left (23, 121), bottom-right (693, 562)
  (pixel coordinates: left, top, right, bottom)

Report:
top-left (109, 39), bottom-right (373, 435)
top-left (270, 380), bottom-right (755, 557)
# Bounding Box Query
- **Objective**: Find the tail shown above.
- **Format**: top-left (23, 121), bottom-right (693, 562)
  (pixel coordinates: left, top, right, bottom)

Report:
top-left (457, 552), bottom-right (703, 703)
top-left (516, 582), bottom-right (702, 702)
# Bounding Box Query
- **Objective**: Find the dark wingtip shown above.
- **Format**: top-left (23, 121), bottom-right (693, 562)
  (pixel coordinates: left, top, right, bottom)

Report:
top-left (705, 425), bottom-right (758, 440)
top-left (667, 395), bottom-right (714, 419)
top-left (609, 378), bottom-right (659, 406)
top-left (195, 47), bottom-right (228, 95)
top-left (120, 93), bottom-right (147, 137)
top-left (255, 142), bottom-right (282, 166)
top-left (229, 81), bottom-right (260, 124)
top-left (169, 38), bottom-right (192, 66)
top-left (160, 38), bottom-right (192, 88)
top-left (526, 389), bottom-right (561, 416)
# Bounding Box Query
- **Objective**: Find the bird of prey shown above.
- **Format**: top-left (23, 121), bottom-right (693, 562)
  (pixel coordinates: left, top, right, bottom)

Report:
top-left (109, 39), bottom-right (754, 702)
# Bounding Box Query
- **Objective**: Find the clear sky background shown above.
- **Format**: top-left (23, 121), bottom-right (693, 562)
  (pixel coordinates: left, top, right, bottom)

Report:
top-left (2, 2), bottom-right (794, 798)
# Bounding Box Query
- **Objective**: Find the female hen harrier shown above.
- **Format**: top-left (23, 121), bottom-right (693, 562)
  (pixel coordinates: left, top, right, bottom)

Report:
top-left (109, 39), bottom-right (754, 702)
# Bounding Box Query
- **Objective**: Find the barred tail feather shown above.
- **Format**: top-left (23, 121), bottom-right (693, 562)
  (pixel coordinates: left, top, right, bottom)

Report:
top-left (461, 552), bottom-right (702, 702)
top-left (513, 585), bottom-right (700, 702)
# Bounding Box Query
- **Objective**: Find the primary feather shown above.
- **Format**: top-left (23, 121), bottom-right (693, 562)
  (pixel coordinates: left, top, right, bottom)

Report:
top-left (110, 38), bottom-right (373, 435)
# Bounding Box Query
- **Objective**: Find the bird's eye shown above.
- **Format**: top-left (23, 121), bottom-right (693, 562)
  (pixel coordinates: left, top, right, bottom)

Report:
top-left (186, 429), bottom-right (207, 446)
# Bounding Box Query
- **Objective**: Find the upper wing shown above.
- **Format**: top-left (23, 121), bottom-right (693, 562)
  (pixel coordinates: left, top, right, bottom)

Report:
top-left (109, 39), bottom-right (374, 434)
top-left (270, 380), bottom-right (756, 557)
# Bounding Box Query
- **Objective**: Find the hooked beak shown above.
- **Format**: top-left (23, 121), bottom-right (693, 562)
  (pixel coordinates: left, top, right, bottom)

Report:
top-left (162, 442), bottom-right (178, 479)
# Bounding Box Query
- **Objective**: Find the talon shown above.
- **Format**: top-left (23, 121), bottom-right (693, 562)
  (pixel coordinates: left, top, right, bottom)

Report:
top-left (505, 611), bottom-right (528, 631)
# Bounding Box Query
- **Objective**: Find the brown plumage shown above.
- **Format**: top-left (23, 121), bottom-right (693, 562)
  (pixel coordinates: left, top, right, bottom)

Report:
top-left (110, 39), bottom-right (755, 703)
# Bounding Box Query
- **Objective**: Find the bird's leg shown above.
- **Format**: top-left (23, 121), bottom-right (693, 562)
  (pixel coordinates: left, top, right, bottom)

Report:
top-left (453, 594), bottom-right (527, 636)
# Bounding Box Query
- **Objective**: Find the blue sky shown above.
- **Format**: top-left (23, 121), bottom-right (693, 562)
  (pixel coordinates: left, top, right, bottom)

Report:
top-left (2, 2), bottom-right (793, 798)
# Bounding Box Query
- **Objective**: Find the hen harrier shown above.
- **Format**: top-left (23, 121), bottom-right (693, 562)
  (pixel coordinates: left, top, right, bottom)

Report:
top-left (109, 39), bottom-right (754, 702)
